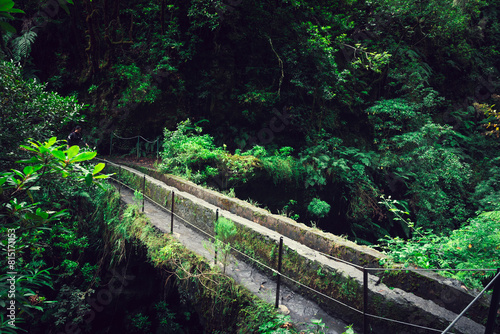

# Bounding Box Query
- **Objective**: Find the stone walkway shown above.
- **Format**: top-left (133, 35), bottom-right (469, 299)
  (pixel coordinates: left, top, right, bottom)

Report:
top-left (105, 160), bottom-right (490, 334)
top-left (115, 183), bottom-right (355, 334)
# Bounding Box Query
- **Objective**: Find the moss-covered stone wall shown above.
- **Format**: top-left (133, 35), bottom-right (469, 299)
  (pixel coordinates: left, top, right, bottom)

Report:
top-left (104, 162), bottom-right (489, 333)
top-left (101, 185), bottom-right (290, 333)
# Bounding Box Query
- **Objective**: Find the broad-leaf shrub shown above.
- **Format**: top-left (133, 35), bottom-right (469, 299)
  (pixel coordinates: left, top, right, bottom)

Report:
top-left (241, 145), bottom-right (299, 185)
top-left (298, 132), bottom-right (383, 238)
top-left (366, 98), bottom-right (420, 144)
top-left (474, 157), bottom-right (500, 212)
top-left (379, 122), bottom-right (474, 232)
top-left (380, 211), bottom-right (500, 290)
top-left (160, 119), bottom-right (223, 183)
top-left (0, 138), bottom-right (110, 331)
top-left (0, 61), bottom-right (84, 162)
top-left (112, 62), bottom-right (162, 107)
top-left (307, 198), bottom-right (331, 219)
top-left (159, 120), bottom-right (298, 188)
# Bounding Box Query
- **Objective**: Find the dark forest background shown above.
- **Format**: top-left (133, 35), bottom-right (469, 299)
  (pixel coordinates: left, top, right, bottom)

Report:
top-left (2, 0), bottom-right (500, 299)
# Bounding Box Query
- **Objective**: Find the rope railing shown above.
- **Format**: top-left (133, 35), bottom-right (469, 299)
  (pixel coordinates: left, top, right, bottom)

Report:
top-left (109, 132), bottom-right (161, 159)
top-left (365, 267), bottom-right (498, 272)
top-left (112, 132), bottom-right (161, 143)
top-left (97, 158), bottom-right (500, 334)
top-left (442, 270), bottom-right (500, 334)
top-left (102, 158), bottom-right (497, 275)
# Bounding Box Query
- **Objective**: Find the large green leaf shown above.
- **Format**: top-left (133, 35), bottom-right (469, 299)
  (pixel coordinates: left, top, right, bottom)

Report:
top-left (47, 137), bottom-right (57, 147)
top-left (52, 150), bottom-right (66, 161)
top-left (92, 163), bottom-right (105, 175)
top-left (0, 0), bottom-right (15, 12)
top-left (0, 21), bottom-right (15, 33)
top-left (85, 172), bottom-right (93, 186)
top-left (72, 151), bottom-right (97, 163)
top-left (0, 0), bottom-right (23, 14)
top-left (23, 166), bottom-right (33, 175)
top-left (66, 146), bottom-right (79, 160)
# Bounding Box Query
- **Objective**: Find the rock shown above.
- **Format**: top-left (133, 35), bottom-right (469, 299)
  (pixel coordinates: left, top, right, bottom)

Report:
top-left (277, 305), bottom-right (290, 315)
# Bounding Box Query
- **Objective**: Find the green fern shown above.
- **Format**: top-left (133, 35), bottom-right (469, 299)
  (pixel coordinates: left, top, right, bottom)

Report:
top-left (11, 27), bottom-right (37, 61)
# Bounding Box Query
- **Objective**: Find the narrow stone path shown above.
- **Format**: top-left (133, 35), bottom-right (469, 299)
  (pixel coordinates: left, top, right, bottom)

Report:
top-left (106, 161), bottom-right (489, 334)
top-left (115, 182), bottom-right (355, 334)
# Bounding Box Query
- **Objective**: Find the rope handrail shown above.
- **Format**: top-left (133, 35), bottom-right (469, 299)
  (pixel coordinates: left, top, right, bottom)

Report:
top-left (107, 173), bottom-right (280, 274)
top-left (109, 134), bottom-right (161, 159)
top-left (366, 313), bottom-right (443, 333)
top-left (108, 176), bottom-right (363, 315)
top-left (442, 270), bottom-right (500, 333)
top-left (112, 133), bottom-right (140, 140)
top-left (112, 132), bottom-right (160, 143)
top-left (365, 267), bottom-right (498, 272)
top-left (140, 135), bottom-right (160, 144)
top-left (97, 158), bottom-right (499, 274)
top-left (100, 164), bottom-right (499, 334)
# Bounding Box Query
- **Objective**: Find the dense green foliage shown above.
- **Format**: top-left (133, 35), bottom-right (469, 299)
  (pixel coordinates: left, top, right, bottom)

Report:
top-left (159, 119), bottom-right (297, 188)
top-left (381, 212), bottom-right (500, 290)
top-left (379, 196), bottom-right (500, 290)
top-left (0, 137), bottom-right (110, 332)
top-left (0, 60), bottom-right (85, 162)
top-left (2, 0), bottom-right (500, 293)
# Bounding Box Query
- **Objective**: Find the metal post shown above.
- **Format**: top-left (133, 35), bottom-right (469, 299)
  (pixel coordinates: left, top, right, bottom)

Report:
top-left (363, 267), bottom-right (369, 334)
top-left (110, 133), bottom-right (113, 156)
top-left (443, 268), bottom-right (500, 334)
top-left (170, 191), bottom-right (174, 234)
top-left (485, 269), bottom-right (500, 334)
top-left (214, 209), bottom-right (219, 265)
top-left (118, 166), bottom-right (121, 194)
top-left (156, 137), bottom-right (159, 160)
top-left (275, 236), bottom-right (283, 308)
top-left (137, 137), bottom-right (140, 160)
top-left (142, 175), bottom-right (145, 212)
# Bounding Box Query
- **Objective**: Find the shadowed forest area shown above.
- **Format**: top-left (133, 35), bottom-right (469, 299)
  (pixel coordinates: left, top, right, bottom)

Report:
top-left (1, 0), bottom-right (500, 332)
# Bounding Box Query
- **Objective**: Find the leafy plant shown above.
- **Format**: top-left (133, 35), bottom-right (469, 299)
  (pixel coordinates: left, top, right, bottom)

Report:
top-left (307, 198), bottom-right (331, 219)
top-left (0, 0), bottom-right (24, 34)
top-left (298, 133), bottom-right (381, 231)
top-left (280, 199), bottom-right (300, 221)
top-left (214, 217), bottom-right (237, 274)
top-left (305, 318), bottom-right (328, 334)
top-left (60, 260), bottom-right (79, 278)
top-left (112, 62), bottom-right (162, 107)
top-left (128, 312), bottom-right (151, 333)
top-left (380, 211), bottom-right (500, 290)
top-left (133, 189), bottom-right (143, 207)
top-left (10, 27), bottom-right (37, 62)
top-left (0, 137), bottom-right (109, 332)
top-left (160, 119), bottom-right (220, 180)
top-left (342, 324), bottom-right (355, 334)
top-left (160, 120), bottom-right (260, 188)
top-left (0, 61), bottom-right (85, 162)
top-left (366, 98), bottom-right (420, 144)
top-left (380, 122), bottom-right (474, 232)
top-left (154, 301), bottom-right (182, 333)
top-left (51, 285), bottom-right (92, 329)
top-left (81, 263), bottom-right (98, 284)
top-left (258, 314), bottom-right (293, 333)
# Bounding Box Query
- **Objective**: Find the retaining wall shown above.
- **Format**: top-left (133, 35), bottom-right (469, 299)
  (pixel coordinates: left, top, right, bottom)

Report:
top-left (106, 161), bottom-right (493, 333)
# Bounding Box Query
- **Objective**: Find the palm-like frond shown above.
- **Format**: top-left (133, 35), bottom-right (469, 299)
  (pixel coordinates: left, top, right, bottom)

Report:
top-left (11, 27), bottom-right (37, 60)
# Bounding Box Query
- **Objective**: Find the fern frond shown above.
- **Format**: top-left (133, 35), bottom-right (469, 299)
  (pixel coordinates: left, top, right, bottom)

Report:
top-left (11, 28), bottom-right (37, 60)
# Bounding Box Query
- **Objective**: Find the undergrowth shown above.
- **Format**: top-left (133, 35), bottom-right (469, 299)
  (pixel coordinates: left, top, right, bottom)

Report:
top-left (113, 198), bottom-right (297, 333)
